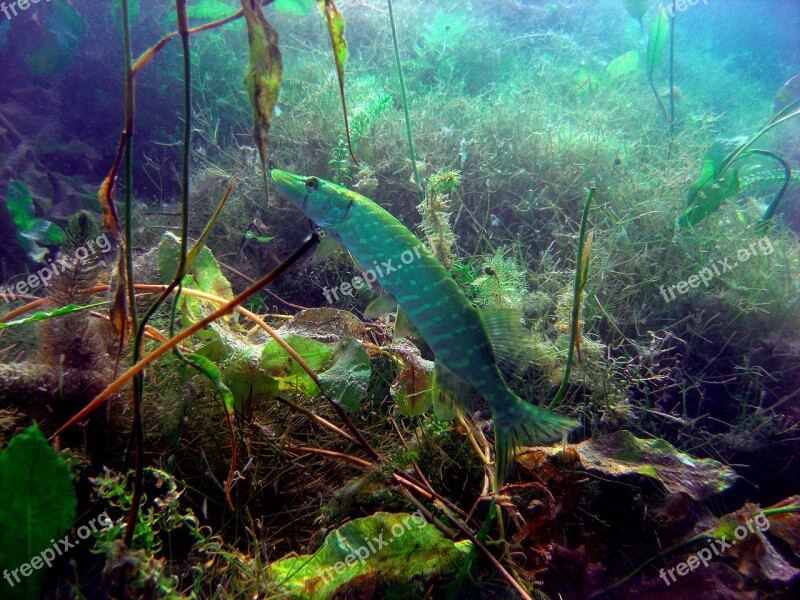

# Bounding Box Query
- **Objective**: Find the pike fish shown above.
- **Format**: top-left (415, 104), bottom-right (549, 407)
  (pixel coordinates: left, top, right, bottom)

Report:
top-left (271, 169), bottom-right (578, 483)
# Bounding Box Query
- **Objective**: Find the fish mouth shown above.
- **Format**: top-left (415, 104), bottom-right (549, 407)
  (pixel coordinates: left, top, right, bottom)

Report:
top-left (270, 169), bottom-right (302, 190)
top-left (270, 169), bottom-right (307, 207)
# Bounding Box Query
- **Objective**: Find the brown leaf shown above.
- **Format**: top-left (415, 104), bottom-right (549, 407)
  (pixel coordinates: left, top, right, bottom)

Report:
top-left (708, 498), bottom-right (800, 584)
top-left (317, 0), bottom-right (356, 163)
top-left (241, 0), bottom-right (282, 188)
top-left (109, 250), bottom-right (129, 374)
top-left (763, 495), bottom-right (800, 555)
top-left (388, 339), bottom-right (433, 417)
top-left (520, 431), bottom-right (738, 502)
top-left (97, 133), bottom-right (125, 240)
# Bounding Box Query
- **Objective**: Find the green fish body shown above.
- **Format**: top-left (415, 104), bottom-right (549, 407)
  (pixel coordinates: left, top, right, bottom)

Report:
top-left (271, 170), bottom-right (578, 483)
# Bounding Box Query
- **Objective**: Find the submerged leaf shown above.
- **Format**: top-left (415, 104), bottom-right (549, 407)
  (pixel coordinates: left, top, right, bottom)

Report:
top-left (646, 6), bottom-right (669, 78)
top-left (772, 72), bottom-right (800, 113)
top-left (158, 231), bottom-right (234, 322)
top-left (241, 0), bottom-right (283, 188)
top-left (259, 335), bottom-right (331, 396)
top-left (317, 0), bottom-right (356, 162)
top-left (622, 0), bottom-right (651, 21)
top-left (0, 425), bottom-right (77, 600)
top-left (186, 353), bottom-right (235, 414)
top-left (6, 180), bottom-right (64, 262)
top-left (389, 339), bottom-right (434, 417)
top-left (520, 430), bottom-right (738, 501)
top-left (317, 338), bottom-right (371, 411)
top-left (268, 512), bottom-right (471, 599)
top-left (677, 141), bottom-right (745, 228)
top-left (19, 0), bottom-right (86, 76)
top-left (706, 498), bottom-right (800, 584)
top-left (0, 302), bottom-right (107, 330)
top-left (6, 179), bottom-right (38, 233)
top-left (277, 307), bottom-right (366, 343)
top-left (607, 50), bottom-right (640, 79)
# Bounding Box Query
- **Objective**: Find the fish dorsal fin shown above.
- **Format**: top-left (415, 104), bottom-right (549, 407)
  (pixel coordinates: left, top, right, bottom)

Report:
top-left (480, 309), bottom-right (535, 373)
top-left (430, 361), bottom-right (480, 419)
top-left (312, 233), bottom-right (345, 264)
top-left (363, 294), bottom-right (397, 319)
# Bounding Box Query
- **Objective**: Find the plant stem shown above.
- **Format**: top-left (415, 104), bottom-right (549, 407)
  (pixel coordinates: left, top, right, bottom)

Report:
top-left (387, 0), bottom-right (422, 197)
top-left (51, 233), bottom-right (322, 441)
top-left (119, 0), bottom-right (143, 550)
top-left (549, 187), bottom-right (594, 410)
top-left (668, 0), bottom-right (676, 155)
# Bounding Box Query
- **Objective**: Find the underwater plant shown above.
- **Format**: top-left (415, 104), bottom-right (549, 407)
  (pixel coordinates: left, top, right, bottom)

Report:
top-left (0, 425), bottom-right (76, 600)
top-left (469, 247), bottom-right (528, 311)
top-left (621, 0), bottom-right (672, 134)
top-left (678, 95), bottom-right (800, 229)
top-left (2, 2), bottom-right (800, 598)
top-left (418, 169), bottom-right (460, 268)
top-left (4, 180), bottom-right (64, 263)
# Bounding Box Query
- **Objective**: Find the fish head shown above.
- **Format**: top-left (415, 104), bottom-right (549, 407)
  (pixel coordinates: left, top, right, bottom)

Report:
top-left (271, 169), bottom-right (355, 228)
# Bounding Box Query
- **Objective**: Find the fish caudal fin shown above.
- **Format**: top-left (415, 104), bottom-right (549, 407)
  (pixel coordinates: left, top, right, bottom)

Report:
top-left (490, 389), bottom-right (578, 486)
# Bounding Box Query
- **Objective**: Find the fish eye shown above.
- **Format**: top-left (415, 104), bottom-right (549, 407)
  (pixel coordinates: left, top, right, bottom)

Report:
top-left (305, 178), bottom-right (319, 191)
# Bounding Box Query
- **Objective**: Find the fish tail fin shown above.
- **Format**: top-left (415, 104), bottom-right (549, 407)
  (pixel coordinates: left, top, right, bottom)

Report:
top-left (489, 389), bottom-right (578, 486)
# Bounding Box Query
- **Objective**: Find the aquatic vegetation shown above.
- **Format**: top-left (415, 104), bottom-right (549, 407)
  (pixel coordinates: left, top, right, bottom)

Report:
top-left (5, 180), bottom-right (64, 262)
top-left (1, 0), bottom-right (86, 76)
top-left (1, 1), bottom-right (800, 598)
top-left (418, 169), bottom-right (459, 268)
top-left (0, 425), bottom-right (76, 600)
top-left (268, 512), bottom-right (472, 598)
top-left (470, 247), bottom-right (528, 310)
top-left (90, 467), bottom-right (199, 596)
top-left (519, 429), bottom-right (738, 501)
top-left (679, 96), bottom-right (800, 228)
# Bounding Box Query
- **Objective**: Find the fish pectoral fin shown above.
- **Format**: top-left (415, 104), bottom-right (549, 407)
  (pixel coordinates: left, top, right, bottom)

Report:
top-left (430, 362), bottom-right (480, 419)
top-left (312, 233), bottom-right (346, 264)
top-left (394, 307), bottom-right (420, 340)
top-left (481, 309), bottom-right (536, 373)
top-left (363, 294), bottom-right (397, 319)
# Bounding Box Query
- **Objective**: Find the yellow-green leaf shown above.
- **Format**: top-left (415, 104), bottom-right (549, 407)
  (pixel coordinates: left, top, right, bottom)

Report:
top-left (607, 50), bottom-right (640, 79)
top-left (646, 6), bottom-right (669, 78)
top-left (241, 0), bottom-right (282, 185)
top-left (259, 335), bottom-right (331, 397)
top-left (186, 353), bottom-right (235, 413)
top-left (317, 0), bottom-right (356, 162)
top-left (268, 512), bottom-right (471, 599)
